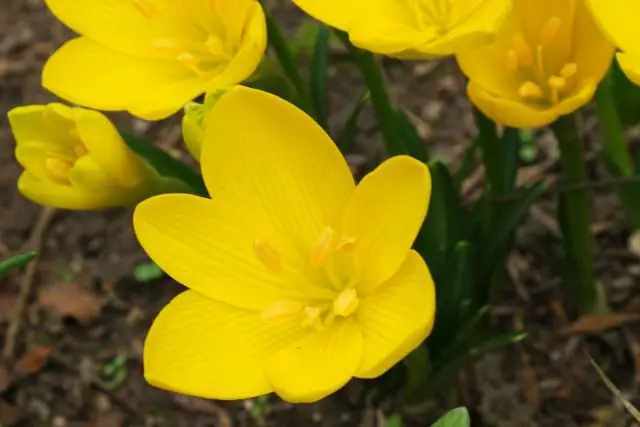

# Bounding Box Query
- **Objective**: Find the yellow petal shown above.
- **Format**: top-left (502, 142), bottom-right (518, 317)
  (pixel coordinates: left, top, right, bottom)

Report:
top-left (265, 318), bottom-right (363, 402)
top-left (7, 105), bottom-right (49, 144)
top-left (134, 194), bottom-right (335, 311)
top-left (43, 38), bottom-right (210, 120)
top-left (467, 80), bottom-right (594, 128)
top-left (72, 107), bottom-right (157, 187)
top-left (586, 0), bottom-right (640, 54)
top-left (355, 250), bottom-right (435, 379)
top-left (202, 86), bottom-right (355, 257)
top-left (342, 156), bottom-right (431, 293)
top-left (617, 52), bottom-right (640, 87)
top-left (43, 0), bottom-right (195, 58)
top-left (17, 172), bottom-right (124, 210)
top-left (181, 111), bottom-right (204, 162)
top-left (292, 0), bottom-right (356, 31)
top-left (145, 290), bottom-right (304, 399)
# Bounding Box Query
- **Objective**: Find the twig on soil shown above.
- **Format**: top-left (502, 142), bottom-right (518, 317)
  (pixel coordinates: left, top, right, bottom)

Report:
top-left (2, 207), bottom-right (56, 360)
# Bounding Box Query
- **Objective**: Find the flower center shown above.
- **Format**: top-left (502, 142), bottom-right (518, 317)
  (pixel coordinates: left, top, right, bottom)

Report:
top-left (255, 226), bottom-right (361, 331)
top-left (44, 142), bottom-right (88, 186)
top-left (507, 16), bottom-right (578, 106)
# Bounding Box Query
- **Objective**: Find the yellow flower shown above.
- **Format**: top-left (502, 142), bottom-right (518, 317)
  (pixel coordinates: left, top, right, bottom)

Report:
top-left (42, 0), bottom-right (266, 120)
top-left (293, 0), bottom-right (512, 58)
top-left (8, 104), bottom-right (186, 210)
top-left (586, 0), bottom-right (640, 86)
top-left (181, 89), bottom-right (226, 162)
top-left (457, 0), bottom-right (615, 128)
top-left (134, 86), bottom-right (436, 403)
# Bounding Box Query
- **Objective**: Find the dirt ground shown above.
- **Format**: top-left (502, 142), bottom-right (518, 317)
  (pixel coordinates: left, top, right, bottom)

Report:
top-left (1, 1), bottom-right (640, 426)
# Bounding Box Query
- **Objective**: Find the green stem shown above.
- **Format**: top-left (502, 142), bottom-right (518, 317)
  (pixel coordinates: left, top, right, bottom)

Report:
top-left (595, 77), bottom-right (640, 230)
top-left (551, 115), bottom-right (608, 314)
top-left (336, 31), bottom-right (406, 156)
top-left (473, 108), bottom-right (505, 195)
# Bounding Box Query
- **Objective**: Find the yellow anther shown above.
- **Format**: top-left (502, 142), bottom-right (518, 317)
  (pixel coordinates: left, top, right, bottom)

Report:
top-left (539, 16), bottom-right (562, 46)
top-left (311, 226), bottom-right (335, 268)
top-left (253, 238), bottom-right (282, 273)
top-left (548, 75), bottom-right (567, 90)
top-left (133, 0), bottom-right (156, 18)
top-left (205, 36), bottom-right (225, 57)
top-left (45, 158), bottom-right (72, 183)
top-left (333, 288), bottom-right (359, 317)
top-left (302, 306), bottom-right (324, 330)
top-left (506, 49), bottom-right (519, 72)
top-left (73, 145), bottom-right (88, 158)
top-left (152, 38), bottom-right (182, 50)
top-left (560, 63), bottom-right (578, 79)
top-left (177, 52), bottom-right (202, 74)
top-left (336, 236), bottom-right (356, 253)
top-left (261, 301), bottom-right (302, 322)
top-left (518, 81), bottom-right (544, 100)
top-left (511, 34), bottom-right (533, 66)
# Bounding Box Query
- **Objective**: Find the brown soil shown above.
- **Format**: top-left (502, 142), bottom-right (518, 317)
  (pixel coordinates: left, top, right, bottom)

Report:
top-left (1, 1), bottom-right (640, 426)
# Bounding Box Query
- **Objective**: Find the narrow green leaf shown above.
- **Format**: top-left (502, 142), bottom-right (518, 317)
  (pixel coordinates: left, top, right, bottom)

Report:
top-left (395, 109), bottom-right (429, 163)
top-left (431, 407), bottom-right (470, 427)
top-left (310, 25), bottom-right (330, 130)
top-left (416, 161), bottom-right (466, 284)
top-left (122, 133), bottom-right (207, 197)
top-left (500, 127), bottom-right (522, 194)
top-left (0, 251), bottom-right (37, 278)
top-left (480, 182), bottom-right (546, 272)
top-left (337, 91), bottom-right (369, 153)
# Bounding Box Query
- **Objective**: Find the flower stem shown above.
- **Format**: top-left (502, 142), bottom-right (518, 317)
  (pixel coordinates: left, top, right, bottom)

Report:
top-left (551, 115), bottom-right (608, 314)
top-left (335, 31), bottom-right (406, 156)
top-left (595, 76), bottom-right (640, 230)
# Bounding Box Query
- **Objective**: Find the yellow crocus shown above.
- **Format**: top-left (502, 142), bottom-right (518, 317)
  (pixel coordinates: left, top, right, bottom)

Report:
top-left (42, 0), bottom-right (266, 120)
top-left (181, 89), bottom-right (226, 162)
top-left (134, 86), bottom-right (436, 403)
top-left (8, 104), bottom-right (186, 210)
top-left (457, 0), bottom-right (615, 128)
top-left (293, 0), bottom-right (512, 58)
top-left (586, 0), bottom-right (640, 86)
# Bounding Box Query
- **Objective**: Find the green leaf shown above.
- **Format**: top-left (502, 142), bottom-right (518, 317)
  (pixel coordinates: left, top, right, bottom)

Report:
top-left (134, 261), bottom-right (164, 283)
top-left (395, 109), bottom-right (429, 163)
top-left (610, 59), bottom-right (640, 127)
top-left (480, 182), bottom-right (546, 274)
top-left (499, 127), bottom-right (522, 194)
top-left (337, 91), bottom-right (369, 153)
top-left (385, 414), bottom-right (403, 427)
top-left (453, 142), bottom-right (477, 190)
top-left (310, 25), bottom-right (330, 130)
top-left (121, 133), bottom-right (207, 197)
top-left (0, 251), bottom-right (37, 278)
top-left (416, 161), bottom-right (466, 284)
top-left (431, 407), bottom-right (470, 427)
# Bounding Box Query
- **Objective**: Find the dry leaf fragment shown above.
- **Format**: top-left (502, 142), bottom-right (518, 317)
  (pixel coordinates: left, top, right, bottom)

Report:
top-left (37, 283), bottom-right (101, 323)
top-left (16, 345), bottom-right (52, 375)
top-left (561, 313), bottom-right (640, 335)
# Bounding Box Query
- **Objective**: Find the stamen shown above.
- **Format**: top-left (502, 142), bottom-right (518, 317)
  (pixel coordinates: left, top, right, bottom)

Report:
top-left (536, 45), bottom-right (546, 79)
top-left (560, 63), bottom-right (578, 79)
top-left (511, 34), bottom-right (533, 66)
top-left (177, 52), bottom-right (202, 74)
top-left (261, 301), bottom-right (302, 322)
top-left (336, 236), bottom-right (356, 253)
top-left (539, 16), bottom-right (562, 46)
top-left (302, 306), bottom-right (323, 330)
top-left (333, 288), bottom-right (359, 317)
top-left (253, 238), bottom-right (282, 273)
top-left (311, 226), bottom-right (335, 268)
top-left (205, 36), bottom-right (225, 57)
top-left (548, 75), bottom-right (567, 104)
top-left (45, 158), bottom-right (72, 183)
top-left (74, 145), bottom-right (88, 158)
top-left (518, 81), bottom-right (544, 100)
top-left (133, 0), bottom-right (156, 18)
top-left (506, 49), bottom-right (519, 72)
top-left (152, 38), bottom-right (183, 50)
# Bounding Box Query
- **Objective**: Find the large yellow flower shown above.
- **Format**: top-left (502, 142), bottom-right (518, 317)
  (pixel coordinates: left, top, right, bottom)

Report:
top-left (42, 0), bottom-right (266, 120)
top-left (293, 0), bottom-right (512, 58)
top-left (134, 86), bottom-right (436, 403)
top-left (8, 104), bottom-right (185, 210)
top-left (586, 0), bottom-right (640, 86)
top-left (457, 0), bottom-right (615, 128)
